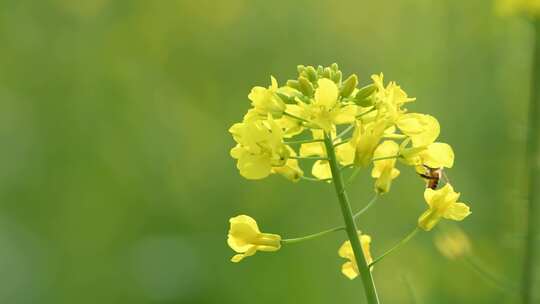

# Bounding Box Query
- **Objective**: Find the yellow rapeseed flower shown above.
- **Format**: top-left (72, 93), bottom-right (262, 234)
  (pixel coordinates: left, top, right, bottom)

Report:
top-left (248, 76), bottom-right (286, 117)
top-left (396, 113), bottom-right (440, 147)
top-left (418, 184), bottom-right (471, 231)
top-left (227, 215), bottom-right (281, 262)
top-left (302, 78), bottom-right (357, 131)
top-left (371, 73), bottom-right (415, 121)
top-left (371, 141), bottom-right (400, 193)
top-left (354, 119), bottom-right (390, 167)
top-left (338, 232), bottom-right (373, 279)
top-left (229, 115), bottom-right (290, 179)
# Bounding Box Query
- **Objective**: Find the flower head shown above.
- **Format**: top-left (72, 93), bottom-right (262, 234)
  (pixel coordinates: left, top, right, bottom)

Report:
top-left (354, 119), bottom-right (390, 167)
top-left (229, 115), bottom-right (291, 180)
top-left (248, 76), bottom-right (286, 117)
top-left (302, 78), bottom-right (357, 131)
top-left (418, 184), bottom-right (471, 231)
top-left (227, 215), bottom-right (281, 262)
top-left (396, 113), bottom-right (440, 147)
top-left (338, 232), bottom-right (373, 280)
top-left (400, 142), bottom-right (455, 169)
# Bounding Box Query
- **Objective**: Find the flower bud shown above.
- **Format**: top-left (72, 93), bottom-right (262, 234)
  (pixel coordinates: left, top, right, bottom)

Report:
top-left (332, 70), bottom-right (343, 84)
top-left (306, 66), bottom-right (318, 82)
top-left (341, 74), bottom-right (359, 98)
top-left (287, 79), bottom-right (301, 91)
top-left (355, 84), bottom-right (376, 107)
top-left (322, 67), bottom-right (332, 79)
top-left (298, 76), bottom-right (314, 97)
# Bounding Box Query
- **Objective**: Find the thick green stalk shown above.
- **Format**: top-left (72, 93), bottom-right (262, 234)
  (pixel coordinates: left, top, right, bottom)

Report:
top-left (323, 134), bottom-right (380, 304)
top-left (523, 20), bottom-right (540, 304)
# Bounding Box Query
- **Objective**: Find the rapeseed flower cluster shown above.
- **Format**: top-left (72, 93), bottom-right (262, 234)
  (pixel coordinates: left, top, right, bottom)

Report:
top-left (226, 64), bottom-right (470, 280)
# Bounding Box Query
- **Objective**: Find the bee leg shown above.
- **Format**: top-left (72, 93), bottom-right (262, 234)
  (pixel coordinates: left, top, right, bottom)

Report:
top-left (442, 171), bottom-right (451, 184)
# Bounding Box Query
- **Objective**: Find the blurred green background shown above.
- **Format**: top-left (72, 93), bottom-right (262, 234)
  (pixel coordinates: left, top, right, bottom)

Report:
top-left (0, 0), bottom-right (536, 303)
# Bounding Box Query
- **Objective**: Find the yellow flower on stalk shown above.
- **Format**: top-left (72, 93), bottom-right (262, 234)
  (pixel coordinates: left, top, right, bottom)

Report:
top-left (229, 115), bottom-right (290, 180)
top-left (434, 226), bottom-right (472, 260)
top-left (338, 232), bottom-right (373, 280)
top-left (418, 184), bottom-right (471, 231)
top-left (302, 78), bottom-right (357, 131)
top-left (354, 119), bottom-right (390, 167)
top-left (401, 142), bottom-right (455, 169)
top-left (227, 215), bottom-right (281, 262)
top-left (247, 76), bottom-right (286, 117)
top-left (371, 141), bottom-right (400, 193)
top-left (371, 73), bottom-right (415, 121)
top-left (396, 113), bottom-right (440, 147)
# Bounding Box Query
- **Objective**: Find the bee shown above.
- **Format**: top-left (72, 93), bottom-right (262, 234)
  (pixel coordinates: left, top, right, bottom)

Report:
top-left (418, 166), bottom-right (443, 190)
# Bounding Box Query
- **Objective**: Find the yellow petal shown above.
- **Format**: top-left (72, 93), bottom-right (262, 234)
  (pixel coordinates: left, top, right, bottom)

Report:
top-left (230, 246), bottom-right (257, 263)
top-left (312, 160), bottom-right (332, 180)
top-left (236, 153), bottom-right (272, 180)
top-left (423, 188), bottom-right (437, 207)
top-left (315, 78), bottom-right (338, 107)
top-left (396, 114), bottom-right (440, 146)
top-left (334, 105), bottom-right (358, 124)
top-left (341, 261), bottom-right (359, 280)
top-left (417, 209), bottom-right (441, 231)
top-left (443, 202), bottom-right (471, 221)
top-left (336, 142), bottom-right (355, 166)
top-left (422, 143), bottom-right (455, 168)
top-left (300, 142), bottom-right (325, 157)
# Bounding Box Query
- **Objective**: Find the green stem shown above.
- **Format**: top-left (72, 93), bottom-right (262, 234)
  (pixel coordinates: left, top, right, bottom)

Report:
top-left (346, 167), bottom-right (362, 188)
top-left (334, 138), bottom-right (352, 148)
top-left (464, 256), bottom-right (517, 295)
top-left (369, 227), bottom-right (420, 267)
top-left (335, 124), bottom-right (355, 142)
top-left (372, 155), bottom-right (400, 162)
top-left (353, 194), bottom-right (379, 220)
top-left (401, 274), bottom-right (419, 304)
top-left (523, 19), bottom-right (540, 304)
top-left (323, 134), bottom-right (380, 304)
top-left (283, 111), bottom-right (310, 123)
top-left (282, 195), bottom-right (380, 244)
top-left (281, 226), bottom-right (344, 244)
top-left (356, 107), bottom-right (376, 118)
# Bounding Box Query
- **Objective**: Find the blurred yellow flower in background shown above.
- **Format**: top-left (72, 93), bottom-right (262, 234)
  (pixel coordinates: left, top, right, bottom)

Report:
top-left (434, 226), bottom-right (472, 260)
top-left (338, 232), bottom-right (373, 280)
top-left (497, 0), bottom-right (540, 17)
top-left (227, 215), bottom-right (282, 262)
